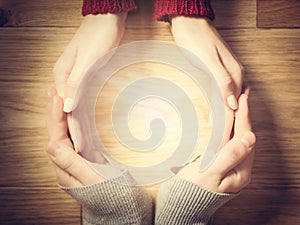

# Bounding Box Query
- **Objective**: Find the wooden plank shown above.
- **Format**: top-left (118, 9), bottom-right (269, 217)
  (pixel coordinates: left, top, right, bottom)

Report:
top-left (0, 188), bottom-right (81, 225)
top-left (0, 27), bottom-right (299, 191)
top-left (212, 0), bottom-right (256, 29)
top-left (215, 188), bottom-right (300, 225)
top-left (0, 0), bottom-right (256, 29)
top-left (0, 0), bottom-right (82, 27)
top-left (0, 25), bottom-right (299, 223)
top-left (257, 0), bottom-right (300, 28)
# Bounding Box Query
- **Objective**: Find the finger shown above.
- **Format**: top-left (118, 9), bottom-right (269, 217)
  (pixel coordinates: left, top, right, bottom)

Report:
top-left (47, 90), bottom-right (69, 143)
top-left (234, 89), bottom-right (252, 139)
top-left (235, 150), bottom-right (255, 184)
top-left (66, 99), bottom-right (90, 153)
top-left (50, 143), bottom-right (105, 185)
top-left (63, 45), bottom-right (118, 113)
top-left (63, 53), bottom-right (91, 113)
top-left (52, 159), bottom-right (82, 187)
top-left (47, 141), bottom-right (82, 187)
top-left (220, 145), bottom-right (255, 193)
top-left (209, 58), bottom-right (238, 110)
top-left (67, 108), bottom-right (107, 164)
top-left (216, 43), bottom-right (244, 98)
top-left (222, 106), bottom-right (235, 146)
top-left (67, 113), bottom-right (82, 152)
top-left (53, 45), bottom-right (77, 98)
top-left (207, 131), bottom-right (256, 177)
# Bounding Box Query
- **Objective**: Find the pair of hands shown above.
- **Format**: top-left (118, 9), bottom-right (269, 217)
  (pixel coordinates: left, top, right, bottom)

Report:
top-left (46, 86), bottom-right (255, 193)
top-left (48, 13), bottom-right (254, 193)
top-left (54, 14), bottom-right (243, 113)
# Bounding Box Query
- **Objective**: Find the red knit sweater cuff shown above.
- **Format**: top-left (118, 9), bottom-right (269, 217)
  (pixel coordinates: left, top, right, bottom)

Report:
top-left (82, 0), bottom-right (138, 16)
top-left (155, 0), bottom-right (215, 22)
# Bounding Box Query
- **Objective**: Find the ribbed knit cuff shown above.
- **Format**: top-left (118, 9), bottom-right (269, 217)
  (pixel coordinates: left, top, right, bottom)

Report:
top-left (155, 0), bottom-right (215, 22)
top-left (61, 174), bottom-right (153, 225)
top-left (155, 176), bottom-right (238, 225)
top-left (82, 0), bottom-right (138, 16)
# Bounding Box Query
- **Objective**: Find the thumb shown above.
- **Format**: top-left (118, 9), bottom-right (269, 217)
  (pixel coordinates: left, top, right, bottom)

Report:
top-left (207, 131), bottom-right (256, 177)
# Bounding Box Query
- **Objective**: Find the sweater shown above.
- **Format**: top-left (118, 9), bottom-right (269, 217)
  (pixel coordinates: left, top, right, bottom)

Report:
top-left (82, 0), bottom-right (215, 21)
top-left (62, 174), bottom-right (237, 225)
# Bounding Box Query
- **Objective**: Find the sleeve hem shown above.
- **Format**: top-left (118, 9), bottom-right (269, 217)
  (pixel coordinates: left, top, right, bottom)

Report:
top-left (82, 0), bottom-right (138, 16)
top-left (155, 0), bottom-right (215, 22)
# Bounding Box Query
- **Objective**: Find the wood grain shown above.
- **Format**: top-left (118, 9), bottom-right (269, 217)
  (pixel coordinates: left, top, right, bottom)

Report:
top-left (0, 188), bottom-right (81, 225)
top-left (257, 0), bottom-right (300, 28)
top-left (0, 0), bottom-right (256, 29)
top-left (0, 0), bottom-right (300, 224)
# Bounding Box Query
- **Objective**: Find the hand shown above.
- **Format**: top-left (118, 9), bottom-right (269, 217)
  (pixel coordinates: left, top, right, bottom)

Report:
top-left (53, 13), bottom-right (127, 153)
top-left (53, 12), bottom-right (127, 113)
top-left (177, 88), bottom-right (256, 193)
top-left (171, 16), bottom-right (244, 110)
top-left (46, 87), bottom-right (105, 187)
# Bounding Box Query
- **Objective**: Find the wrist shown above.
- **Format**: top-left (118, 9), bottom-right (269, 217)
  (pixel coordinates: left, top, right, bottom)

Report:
top-left (171, 16), bottom-right (210, 27)
top-left (81, 12), bottom-right (127, 45)
top-left (84, 12), bottom-right (127, 28)
top-left (170, 16), bottom-right (212, 37)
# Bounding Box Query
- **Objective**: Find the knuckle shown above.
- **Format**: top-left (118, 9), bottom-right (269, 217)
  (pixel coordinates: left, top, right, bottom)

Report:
top-left (250, 132), bottom-right (257, 148)
top-left (53, 60), bottom-right (71, 82)
top-left (231, 62), bottom-right (244, 78)
top-left (60, 153), bottom-right (81, 175)
top-left (59, 155), bottom-right (74, 171)
top-left (46, 141), bottom-right (58, 156)
top-left (222, 73), bottom-right (234, 88)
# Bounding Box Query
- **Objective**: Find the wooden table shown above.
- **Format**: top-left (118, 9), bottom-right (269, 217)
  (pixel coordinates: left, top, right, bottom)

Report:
top-left (0, 0), bottom-right (299, 224)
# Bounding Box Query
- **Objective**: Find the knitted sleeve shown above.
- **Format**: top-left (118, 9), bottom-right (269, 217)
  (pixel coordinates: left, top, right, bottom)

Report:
top-left (61, 173), bottom-right (153, 225)
top-left (155, 176), bottom-right (238, 225)
top-left (155, 0), bottom-right (215, 22)
top-left (82, 0), bottom-right (138, 16)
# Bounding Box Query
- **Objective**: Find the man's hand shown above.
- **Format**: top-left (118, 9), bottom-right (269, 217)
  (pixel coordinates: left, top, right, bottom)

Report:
top-left (46, 88), bottom-right (105, 187)
top-left (177, 88), bottom-right (256, 193)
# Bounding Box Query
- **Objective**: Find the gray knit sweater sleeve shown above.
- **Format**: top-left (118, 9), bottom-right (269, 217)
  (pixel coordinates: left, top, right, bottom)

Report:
top-left (61, 174), bottom-right (153, 225)
top-left (155, 176), bottom-right (238, 225)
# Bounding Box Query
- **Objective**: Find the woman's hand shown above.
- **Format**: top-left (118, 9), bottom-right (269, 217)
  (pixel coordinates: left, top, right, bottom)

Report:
top-left (171, 16), bottom-right (244, 110)
top-left (46, 88), bottom-right (105, 187)
top-left (53, 12), bottom-right (127, 113)
top-left (177, 88), bottom-right (256, 193)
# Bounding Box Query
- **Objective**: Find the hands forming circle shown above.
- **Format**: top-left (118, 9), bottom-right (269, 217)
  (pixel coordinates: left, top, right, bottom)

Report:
top-left (46, 86), bottom-right (255, 192)
top-left (48, 14), bottom-right (255, 193)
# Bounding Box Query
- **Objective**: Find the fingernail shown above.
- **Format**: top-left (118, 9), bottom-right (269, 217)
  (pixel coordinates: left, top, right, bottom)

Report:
top-left (63, 98), bottom-right (74, 113)
top-left (227, 95), bottom-right (238, 110)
